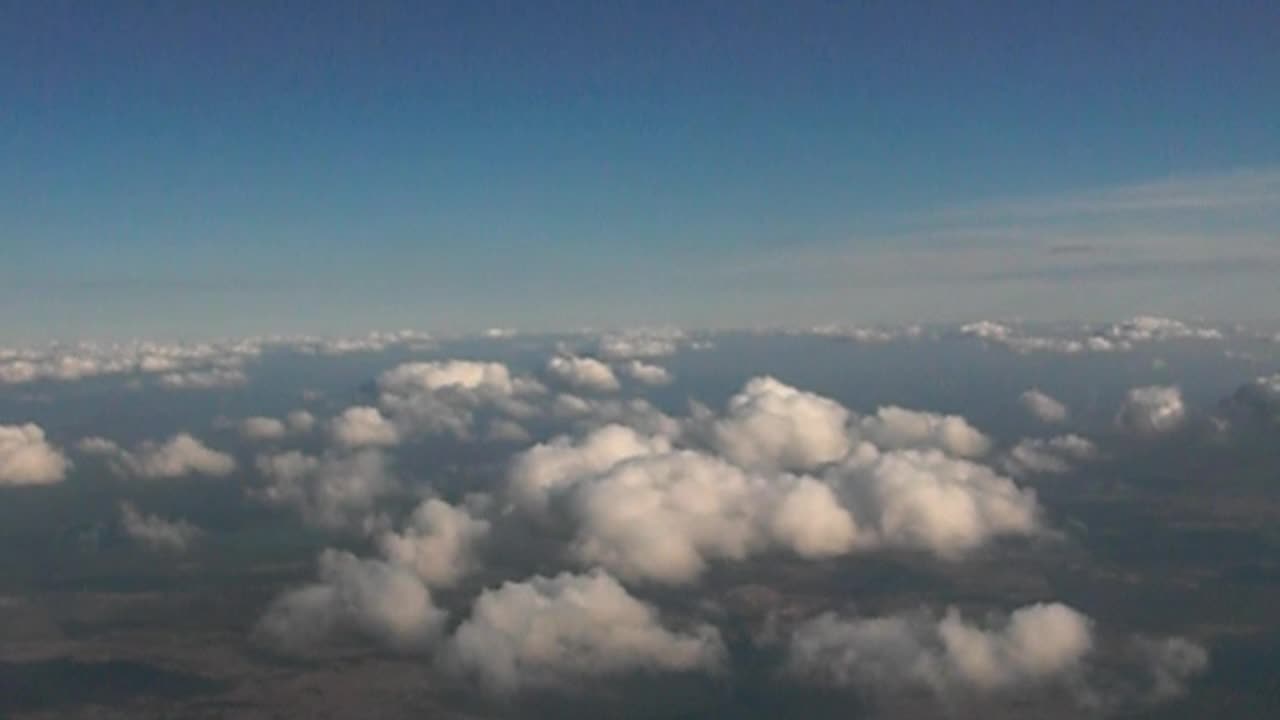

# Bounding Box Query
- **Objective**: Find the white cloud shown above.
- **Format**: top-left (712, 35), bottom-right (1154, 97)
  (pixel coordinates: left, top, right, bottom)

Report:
top-left (824, 448), bottom-right (1043, 557)
top-left (240, 416), bottom-right (288, 441)
top-left (157, 367), bottom-right (248, 390)
top-left (448, 570), bottom-right (723, 691)
top-left (0, 423), bottom-right (70, 486)
top-left (1020, 389), bottom-right (1070, 424)
top-left (1130, 636), bottom-right (1210, 701)
top-left (856, 406), bottom-right (992, 458)
top-left (254, 449), bottom-right (398, 530)
top-left (1105, 316), bottom-right (1222, 343)
top-left (330, 406), bottom-right (400, 448)
top-left (703, 376), bottom-right (851, 472)
top-left (596, 331), bottom-right (682, 360)
top-left (1115, 385), bottom-right (1186, 436)
top-left (118, 501), bottom-right (202, 552)
top-left (286, 409), bottom-right (317, 434)
top-left (786, 603), bottom-right (1094, 694)
top-left (92, 433), bottom-right (236, 479)
top-left (1226, 373), bottom-right (1280, 423)
top-left (378, 498), bottom-right (490, 589)
top-left (1001, 435), bottom-right (1099, 477)
top-left (255, 549), bottom-right (444, 655)
top-left (508, 424), bottom-right (672, 517)
top-left (376, 360), bottom-right (544, 440)
top-left (806, 324), bottom-right (925, 343)
top-left (546, 355), bottom-right (621, 393)
top-left (619, 359), bottom-right (673, 386)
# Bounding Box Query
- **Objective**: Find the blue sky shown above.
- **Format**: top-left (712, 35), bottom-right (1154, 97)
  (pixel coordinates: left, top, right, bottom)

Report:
top-left (3, 1), bottom-right (1278, 340)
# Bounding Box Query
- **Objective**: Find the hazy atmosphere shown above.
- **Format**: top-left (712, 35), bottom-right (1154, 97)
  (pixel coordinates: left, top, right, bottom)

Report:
top-left (2, 2), bottom-right (1278, 719)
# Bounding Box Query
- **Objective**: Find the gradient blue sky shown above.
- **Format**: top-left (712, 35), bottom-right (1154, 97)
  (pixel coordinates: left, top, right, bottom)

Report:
top-left (3, 1), bottom-right (1278, 340)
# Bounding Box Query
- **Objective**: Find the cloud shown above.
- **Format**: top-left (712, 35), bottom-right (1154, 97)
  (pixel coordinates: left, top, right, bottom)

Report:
top-left (378, 498), bottom-right (490, 588)
top-left (1115, 386), bottom-right (1186, 436)
top-left (1001, 435), bottom-right (1099, 477)
top-left (508, 424), bottom-right (672, 517)
top-left (1129, 636), bottom-right (1210, 702)
top-left (1224, 373), bottom-right (1280, 424)
top-left (596, 331), bottom-right (683, 360)
top-left (785, 603), bottom-right (1094, 694)
top-left (376, 360), bottom-right (544, 440)
top-left (255, 549), bottom-right (444, 655)
top-left (85, 433), bottom-right (236, 479)
top-left (855, 406), bottom-right (992, 458)
top-left (1020, 389), bottom-right (1070, 424)
top-left (702, 376), bottom-right (852, 472)
top-left (330, 406), bottom-right (400, 448)
top-left (805, 324), bottom-right (925, 343)
top-left (237, 410), bottom-right (316, 442)
top-left (619, 359), bottom-right (673, 386)
top-left (546, 355), bottom-right (621, 393)
top-left (240, 416), bottom-right (288, 441)
top-left (824, 447), bottom-right (1042, 557)
top-left (448, 570), bottom-right (723, 691)
top-left (157, 367), bottom-right (248, 390)
top-left (0, 423), bottom-right (70, 486)
top-left (117, 501), bottom-right (202, 552)
top-left (255, 449), bottom-right (398, 530)
top-left (1104, 316), bottom-right (1222, 343)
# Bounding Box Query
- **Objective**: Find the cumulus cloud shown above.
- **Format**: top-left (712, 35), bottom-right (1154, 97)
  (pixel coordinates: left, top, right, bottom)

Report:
top-left (785, 603), bottom-right (1094, 694)
top-left (1105, 316), bottom-right (1222, 343)
top-left (1021, 388), bottom-right (1070, 424)
top-left (255, 549), bottom-right (444, 655)
top-left (509, 421), bottom-right (1040, 583)
top-left (157, 367), bottom-right (248, 390)
top-left (596, 331), bottom-right (683, 360)
top-left (1001, 435), bottom-right (1099, 477)
top-left (1224, 373), bottom-right (1280, 424)
top-left (118, 501), bottom-right (202, 552)
top-left (1115, 386), bottom-right (1186, 436)
top-left (286, 409), bottom-right (317, 434)
top-left (702, 376), bottom-right (851, 472)
top-left (806, 324), bottom-right (925, 343)
top-left (255, 449), bottom-right (398, 530)
top-left (240, 416), bottom-right (288, 441)
top-left (619, 359), bottom-right (673, 386)
top-left (824, 447), bottom-right (1042, 557)
top-left (508, 424), bottom-right (673, 517)
top-left (378, 498), bottom-right (490, 588)
top-left (0, 339), bottom-right (261, 386)
top-left (0, 423), bottom-right (69, 486)
top-left (86, 433), bottom-right (236, 479)
top-left (448, 570), bottom-right (723, 691)
top-left (856, 406), bottom-right (992, 458)
top-left (330, 406), bottom-right (400, 448)
top-left (546, 355), bottom-right (621, 393)
top-left (376, 360), bottom-right (544, 440)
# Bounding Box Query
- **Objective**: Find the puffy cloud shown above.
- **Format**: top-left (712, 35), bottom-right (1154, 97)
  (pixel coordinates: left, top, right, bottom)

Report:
top-left (1105, 316), bottom-right (1222, 343)
top-left (596, 331), bottom-right (682, 360)
top-left (254, 449), bottom-right (397, 530)
top-left (0, 339), bottom-right (261, 386)
top-left (1001, 435), bottom-right (1099, 477)
top-left (806, 324), bottom-right (925, 343)
top-left (285, 329), bottom-right (433, 356)
top-left (1020, 388), bottom-right (1070, 424)
top-left (255, 549), bottom-right (444, 655)
top-left (239, 411), bottom-right (316, 441)
top-left (157, 367), bottom-right (248, 390)
top-left (824, 448), bottom-right (1043, 557)
top-left (704, 377), bottom-right (851, 472)
top-left (378, 498), bottom-right (490, 588)
top-left (329, 406), bottom-right (400, 448)
top-left (448, 570), bottom-right (723, 691)
top-left (1131, 636), bottom-right (1210, 701)
top-left (240, 416), bottom-right (288, 441)
top-left (856, 406), bottom-right (992, 458)
top-left (376, 360), bottom-right (544, 440)
top-left (549, 393), bottom-right (682, 438)
top-left (89, 434), bottom-right (236, 479)
top-left (619, 359), bottom-right (673, 386)
top-left (286, 409), bottom-right (317, 434)
top-left (508, 424), bottom-right (672, 516)
top-left (546, 355), bottom-right (621, 393)
top-left (1115, 386), bottom-right (1186, 436)
top-left (0, 423), bottom-right (69, 486)
top-left (117, 501), bottom-right (202, 552)
top-left (785, 603), bottom-right (1094, 694)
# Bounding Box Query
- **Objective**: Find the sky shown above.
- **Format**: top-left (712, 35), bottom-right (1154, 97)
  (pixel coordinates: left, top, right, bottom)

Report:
top-left (2, 1), bottom-right (1278, 340)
